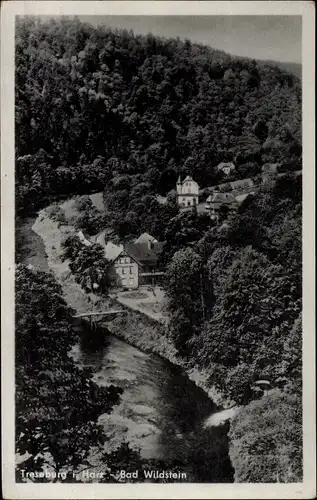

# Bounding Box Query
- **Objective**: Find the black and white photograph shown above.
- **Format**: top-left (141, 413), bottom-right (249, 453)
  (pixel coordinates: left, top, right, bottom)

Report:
top-left (1, 1), bottom-right (315, 499)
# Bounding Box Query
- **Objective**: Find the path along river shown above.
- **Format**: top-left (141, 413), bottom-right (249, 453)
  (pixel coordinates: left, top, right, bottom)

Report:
top-left (71, 329), bottom-right (234, 482)
top-left (18, 216), bottom-right (234, 483)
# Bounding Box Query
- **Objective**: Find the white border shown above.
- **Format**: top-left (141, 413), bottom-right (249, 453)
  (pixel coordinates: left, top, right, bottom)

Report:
top-left (1, 2), bottom-right (315, 499)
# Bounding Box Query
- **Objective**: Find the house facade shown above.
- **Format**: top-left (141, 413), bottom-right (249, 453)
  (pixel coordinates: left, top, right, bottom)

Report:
top-left (205, 191), bottom-right (238, 221)
top-left (103, 242), bottom-right (139, 289)
top-left (126, 235), bottom-right (164, 287)
top-left (102, 233), bottom-right (163, 289)
top-left (113, 252), bottom-right (139, 289)
top-left (176, 175), bottom-right (199, 208)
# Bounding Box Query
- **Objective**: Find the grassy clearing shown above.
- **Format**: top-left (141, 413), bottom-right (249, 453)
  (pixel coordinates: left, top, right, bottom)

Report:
top-left (108, 310), bottom-right (175, 357)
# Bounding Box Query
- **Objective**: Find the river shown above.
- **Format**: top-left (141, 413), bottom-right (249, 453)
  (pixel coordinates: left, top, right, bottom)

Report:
top-left (71, 328), bottom-right (234, 483)
top-left (18, 216), bottom-right (234, 483)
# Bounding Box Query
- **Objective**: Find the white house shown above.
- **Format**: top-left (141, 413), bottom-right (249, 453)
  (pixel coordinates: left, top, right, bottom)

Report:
top-left (176, 175), bottom-right (199, 208)
top-left (103, 241), bottom-right (139, 289)
top-left (217, 162), bottom-right (235, 176)
top-left (100, 234), bottom-right (164, 289)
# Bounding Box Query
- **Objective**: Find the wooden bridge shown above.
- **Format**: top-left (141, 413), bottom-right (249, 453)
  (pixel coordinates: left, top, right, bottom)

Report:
top-left (73, 310), bottom-right (126, 319)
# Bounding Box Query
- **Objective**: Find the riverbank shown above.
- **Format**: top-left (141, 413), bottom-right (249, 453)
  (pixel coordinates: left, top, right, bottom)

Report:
top-left (29, 200), bottom-right (303, 485)
top-left (32, 200), bottom-right (234, 410)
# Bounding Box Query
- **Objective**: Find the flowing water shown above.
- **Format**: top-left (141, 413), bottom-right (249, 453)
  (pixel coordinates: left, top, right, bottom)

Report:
top-left (71, 330), bottom-right (234, 482)
top-left (18, 218), bottom-right (234, 482)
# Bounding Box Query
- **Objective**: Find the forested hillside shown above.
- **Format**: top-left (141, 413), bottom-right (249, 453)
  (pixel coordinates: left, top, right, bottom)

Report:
top-left (16, 266), bottom-right (195, 481)
top-left (16, 17), bottom-right (301, 215)
top-left (161, 173), bottom-right (302, 481)
top-left (15, 265), bottom-right (122, 479)
top-left (15, 17), bottom-right (302, 483)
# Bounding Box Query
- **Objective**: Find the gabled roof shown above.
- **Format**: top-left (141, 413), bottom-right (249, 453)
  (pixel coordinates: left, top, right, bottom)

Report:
top-left (206, 192), bottom-right (237, 204)
top-left (104, 242), bottom-right (124, 262)
top-left (235, 193), bottom-right (254, 203)
top-left (217, 162), bottom-right (235, 170)
top-left (183, 175), bottom-right (194, 182)
top-left (125, 241), bottom-right (163, 266)
top-left (134, 232), bottom-right (158, 244)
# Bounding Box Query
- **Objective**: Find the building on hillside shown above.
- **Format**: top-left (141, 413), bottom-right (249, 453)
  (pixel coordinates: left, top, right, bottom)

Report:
top-left (261, 163), bottom-right (280, 183)
top-left (235, 192), bottom-right (253, 204)
top-left (205, 191), bottom-right (238, 222)
top-left (176, 175), bottom-right (199, 208)
top-left (103, 242), bottom-right (139, 289)
top-left (102, 233), bottom-right (164, 289)
top-left (262, 163), bottom-right (279, 175)
top-left (134, 232), bottom-right (158, 245)
top-left (217, 162), bottom-right (235, 175)
top-left (126, 237), bottom-right (164, 287)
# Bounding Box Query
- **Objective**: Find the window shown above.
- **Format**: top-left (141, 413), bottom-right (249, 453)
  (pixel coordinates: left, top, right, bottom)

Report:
top-left (130, 267), bottom-right (133, 274)
top-left (122, 278), bottom-right (127, 286)
top-left (125, 257), bottom-right (130, 263)
top-left (129, 278), bottom-right (134, 286)
top-left (122, 268), bottom-right (125, 274)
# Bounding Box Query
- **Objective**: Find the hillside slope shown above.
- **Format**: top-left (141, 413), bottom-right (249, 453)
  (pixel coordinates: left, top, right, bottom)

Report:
top-left (16, 17), bottom-right (301, 214)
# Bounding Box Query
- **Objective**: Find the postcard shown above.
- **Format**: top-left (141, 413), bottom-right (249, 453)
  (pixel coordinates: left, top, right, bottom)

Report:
top-left (1, 1), bottom-right (315, 499)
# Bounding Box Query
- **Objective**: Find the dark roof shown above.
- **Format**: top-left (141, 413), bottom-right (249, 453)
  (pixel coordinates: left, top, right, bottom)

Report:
top-left (104, 242), bottom-right (124, 261)
top-left (125, 241), bottom-right (163, 266)
top-left (207, 192), bottom-right (236, 204)
top-left (217, 162), bottom-right (235, 170)
top-left (262, 163), bottom-right (279, 173)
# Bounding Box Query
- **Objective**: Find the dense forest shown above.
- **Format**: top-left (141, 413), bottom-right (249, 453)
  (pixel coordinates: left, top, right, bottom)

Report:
top-left (16, 16), bottom-right (301, 216)
top-left (164, 175), bottom-right (302, 399)
top-left (15, 17), bottom-right (302, 483)
top-left (16, 266), bottom-right (194, 482)
top-left (15, 265), bottom-right (122, 480)
top-left (162, 173), bottom-right (302, 480)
